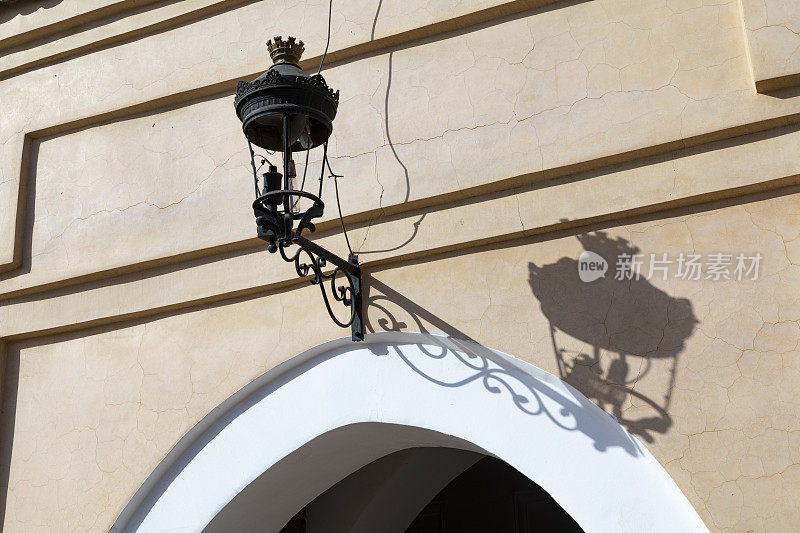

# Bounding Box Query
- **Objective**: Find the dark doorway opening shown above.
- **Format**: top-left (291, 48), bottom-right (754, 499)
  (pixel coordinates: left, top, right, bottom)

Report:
top-left (406, 456), bottom-right (583, 533)
top-left (281, 453), bottom-right (582, 533)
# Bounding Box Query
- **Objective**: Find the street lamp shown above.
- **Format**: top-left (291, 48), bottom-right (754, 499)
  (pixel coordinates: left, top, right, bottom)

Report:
top-left (234, 36), bottom-right (363, 341)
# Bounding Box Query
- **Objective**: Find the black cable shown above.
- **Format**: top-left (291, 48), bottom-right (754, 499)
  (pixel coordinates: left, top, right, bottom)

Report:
top-left (321, 143), bottom-right (353, 256)
top-left (323, 149), bottom-right (339, 177)
top-left (317, 0), bottom-right (334, 75)
top-left (299, 148), bottom-right (310, 192)
top-left (318, 142), bottom-right (327, 198)
top-left (314, 1), bottom-right (352, 256)
top-left (255, 159), bottom-right (267, 180)
top-left (247, 139), bottom-right (259, 198)
top-left (251, 147), bottom-right (275, 169)
top-left (332, 168), bottom-right (353, 256)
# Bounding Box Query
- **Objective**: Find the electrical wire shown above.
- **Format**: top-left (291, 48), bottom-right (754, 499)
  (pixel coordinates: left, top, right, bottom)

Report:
top-left (247, 139), bottom-right (260, 198)
top-left (255, 152), bottom-right (275, 167)
top-left (318, 142), bottom-right (327, 198)
top-left (316, 0), bottom-right (334, 75)
top-left (299, 148), bottom-right (310, 192)
top-left (255, 159), bottom-right (267, 188)
top-left (321, 142), bottom-right (353, 256)
top-left (314, 2), bottom-right (353, 256)
top-left (332, 168), bottom-right (353, 256)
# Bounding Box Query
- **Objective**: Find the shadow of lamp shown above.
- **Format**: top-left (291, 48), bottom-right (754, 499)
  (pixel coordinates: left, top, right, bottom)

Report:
top-left (528, 231), bottom-right (699, 442)
top-left (234, 36), bottom-right (363, 341)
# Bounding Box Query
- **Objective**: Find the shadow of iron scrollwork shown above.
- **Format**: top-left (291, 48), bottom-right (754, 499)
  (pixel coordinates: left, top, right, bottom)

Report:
top-left (365, 278), bottom-right (643, 456)
top-left (529, 231), bottom-right (698, 443)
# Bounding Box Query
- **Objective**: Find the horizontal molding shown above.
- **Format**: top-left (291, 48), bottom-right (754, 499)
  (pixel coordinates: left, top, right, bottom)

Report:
top-left (4, 104), bottom-right (800, 301)
top-left (739, 0), bottom-right (800, 94)
top-left (0, 0), bottom-right (569, 80)
top-left (0, 0), bottom-right (259, 81)
top-left (4, 181), bottom-right (799, 344)
top-left (9, 0), bottom-right (570, 131)
top-left (3, 120), bottom-right (800, 340)
top-left (0, 0), bottom-right (162, 51)
top-left (0, 0), bottom-right (571, 276)
top-left (4, 0), bottom-right (800, 299)
top-left (756, 73), bottom-right (800, 94)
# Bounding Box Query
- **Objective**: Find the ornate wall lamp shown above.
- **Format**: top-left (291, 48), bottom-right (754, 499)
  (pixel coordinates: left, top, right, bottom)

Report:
top-left (234, 36), bottom-right (363, 341)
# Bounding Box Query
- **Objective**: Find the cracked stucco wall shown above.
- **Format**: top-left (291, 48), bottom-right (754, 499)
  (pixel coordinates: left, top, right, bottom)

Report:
top-left (740, 0), bottom-right (800, 91)
top-left (0, 0), bottom-right (781, 293)
top-left (2, 0), bottom-right (800, 531)
top-left (5, 194), bottom-right (800, 531)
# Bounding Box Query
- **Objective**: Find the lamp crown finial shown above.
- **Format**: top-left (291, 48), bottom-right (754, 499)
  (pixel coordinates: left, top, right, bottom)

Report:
top-left (267, 36), bottom-right (304, 65)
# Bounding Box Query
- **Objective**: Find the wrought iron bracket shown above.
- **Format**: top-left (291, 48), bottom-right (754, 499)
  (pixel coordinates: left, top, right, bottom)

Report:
top-left (253, 192), bottom-right (363, 341)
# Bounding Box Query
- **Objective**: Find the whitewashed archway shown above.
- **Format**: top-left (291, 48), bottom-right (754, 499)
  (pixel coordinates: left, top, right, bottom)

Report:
top-left (111, 332), bottom-right (707, 533)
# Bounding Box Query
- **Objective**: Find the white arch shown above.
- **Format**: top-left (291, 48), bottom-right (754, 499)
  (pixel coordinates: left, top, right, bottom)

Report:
top-left (111, 332), bottom-right (707, 533)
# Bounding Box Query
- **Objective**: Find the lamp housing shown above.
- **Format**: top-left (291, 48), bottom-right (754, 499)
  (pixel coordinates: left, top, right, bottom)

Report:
top-left (233, 36), bottom-right (339, 152)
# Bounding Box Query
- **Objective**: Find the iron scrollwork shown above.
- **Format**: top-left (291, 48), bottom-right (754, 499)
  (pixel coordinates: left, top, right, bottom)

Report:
top-left (237, 37), bottom-right (359, 340)
top-left (253, 191), bottom-right (364, 341)
top-left (278, 240), bottom-right (360, 329)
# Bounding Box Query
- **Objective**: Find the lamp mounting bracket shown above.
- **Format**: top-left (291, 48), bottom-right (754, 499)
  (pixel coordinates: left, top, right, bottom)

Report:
top-left (253, 192), bottom-right (363, 342)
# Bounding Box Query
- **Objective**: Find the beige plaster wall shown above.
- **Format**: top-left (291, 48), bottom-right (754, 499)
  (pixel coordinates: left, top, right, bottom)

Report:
top-left (4, 193), bottom-right (800, 531)
top-left (740, 0), bottom-right (800, 92)
top-left (0, 0), bottom-right (128, 45)
top-left (5, 0), bottom-right (800, 294)
top-left (2, 0), bottom-right (800, 531)
top-left (0, 0), bottom-right (256, 80)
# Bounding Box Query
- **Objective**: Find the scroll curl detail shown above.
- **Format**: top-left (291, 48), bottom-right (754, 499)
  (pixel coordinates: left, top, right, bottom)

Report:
top-left (278, 241), bottom-right (357, 328)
